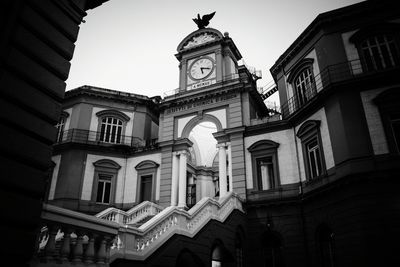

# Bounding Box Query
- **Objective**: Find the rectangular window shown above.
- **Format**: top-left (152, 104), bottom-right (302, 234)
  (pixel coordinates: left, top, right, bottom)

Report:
top-left (307, 139), bottom-right (323, 179)
top-left (96, 174), bottom-right (112, 204)
top-left (140, 175), bottom-right (153, 202)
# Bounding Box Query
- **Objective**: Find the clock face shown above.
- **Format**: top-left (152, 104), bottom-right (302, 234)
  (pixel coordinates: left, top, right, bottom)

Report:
top-left (189, 57), bottom-right (214, 80)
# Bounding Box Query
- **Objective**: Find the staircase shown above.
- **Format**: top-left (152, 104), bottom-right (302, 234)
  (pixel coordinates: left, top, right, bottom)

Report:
top-left (33, 192), bottom-right (244, 265)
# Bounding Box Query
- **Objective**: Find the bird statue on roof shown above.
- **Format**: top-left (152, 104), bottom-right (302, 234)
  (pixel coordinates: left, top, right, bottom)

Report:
top-left (192, 12), bottom-right (216, 29)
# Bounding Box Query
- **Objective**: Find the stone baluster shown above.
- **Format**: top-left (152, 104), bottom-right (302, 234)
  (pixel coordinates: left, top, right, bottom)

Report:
top-left (84, 233), bottom-right (95, 264)
top-left (44, 225), bottom-right (58, 261)
top-left (59, 228), bottom-right (71, 262)
top-left (96, 236), bottom-right (107, 264)
top-left (71, 230), bottom-right (84, 263)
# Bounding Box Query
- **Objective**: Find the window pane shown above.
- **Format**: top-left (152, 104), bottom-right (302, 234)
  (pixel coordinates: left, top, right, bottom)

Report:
top-left (362, 34), bottom-right (399, 71)
top-left (103, 182), bottom-right (111, 203)
top-left (96, 181), bottom-right (104, 203)
top-left (100, 116), bottom-right (123, 143)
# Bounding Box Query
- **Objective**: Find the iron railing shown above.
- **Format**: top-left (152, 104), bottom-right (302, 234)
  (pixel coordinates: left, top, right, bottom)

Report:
top-left (280, 59), bottom-right (398, 118)
top-left (55, 128), bottom-right (158, 150)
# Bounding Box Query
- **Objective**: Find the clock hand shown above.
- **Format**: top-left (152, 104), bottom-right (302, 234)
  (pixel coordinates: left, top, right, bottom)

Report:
top-left (200, 67), bottom-right (211, 72)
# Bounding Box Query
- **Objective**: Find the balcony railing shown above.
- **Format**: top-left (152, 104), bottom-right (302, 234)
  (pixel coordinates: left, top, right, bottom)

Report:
top-left (280, 59), bottom-right (399, 118)
top-left (55, 129), bottom-right (158, 151)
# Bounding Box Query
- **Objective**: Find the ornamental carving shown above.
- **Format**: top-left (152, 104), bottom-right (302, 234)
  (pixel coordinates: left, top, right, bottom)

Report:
top-left (183, 33), bottom-right (218, 49)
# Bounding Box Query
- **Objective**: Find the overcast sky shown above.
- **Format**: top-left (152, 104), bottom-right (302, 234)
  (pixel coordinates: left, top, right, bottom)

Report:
top-left (67, 0), bottom-right (364, 105)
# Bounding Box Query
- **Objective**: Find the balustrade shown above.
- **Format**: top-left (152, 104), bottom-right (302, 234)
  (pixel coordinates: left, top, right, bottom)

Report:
top-left (31, 204), bottom-right (119, 267)
top-left (34, 193), bottom-right (244, 265)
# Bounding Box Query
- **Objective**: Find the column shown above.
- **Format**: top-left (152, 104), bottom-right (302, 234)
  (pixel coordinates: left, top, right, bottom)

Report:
top-left (218, 144), bottom-right (227, 197)
top-left (178, 151), bottom-right (187, 209)
top-left (171, 152), bottom-right (179, 206)
top-left (227, 142), bottom-right (233, 192)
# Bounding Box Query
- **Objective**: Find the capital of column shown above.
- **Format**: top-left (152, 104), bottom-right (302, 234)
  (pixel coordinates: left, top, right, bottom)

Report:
top-left (216, 143), bottom-right (228, 149)
top-left (175, 150), bottom-right (189, 156)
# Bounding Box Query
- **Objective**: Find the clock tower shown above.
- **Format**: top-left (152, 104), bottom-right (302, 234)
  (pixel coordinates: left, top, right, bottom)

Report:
top-left (176, 28), bottom-right (242, 92)
top-left (158, 21), bottom-right (268, 208)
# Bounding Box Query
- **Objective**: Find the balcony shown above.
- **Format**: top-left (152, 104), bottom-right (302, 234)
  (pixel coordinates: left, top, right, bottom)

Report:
top-left (280, 59), bottom-right (399, 118)
top-left (55, 129), bottom-right (158, 152)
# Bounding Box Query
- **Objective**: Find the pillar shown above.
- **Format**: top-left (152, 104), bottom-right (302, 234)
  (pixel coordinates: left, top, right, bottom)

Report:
top-left (227, 142), bottom-right (233, 192)
top-left (178, 151), bottom-right (187, 209)
top-left (171, 152), bottom-right (179, 206)
top-left (218, 144), bottom-right (228, 197)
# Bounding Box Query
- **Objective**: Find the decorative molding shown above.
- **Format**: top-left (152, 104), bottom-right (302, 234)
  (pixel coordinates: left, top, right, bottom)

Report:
top-left (296, 120), bottom-right (321, 139)
top-left (93, 159), bottom-right (121, 170)
top-left (248, 140), bottom-right (280, 152)
top-left (183, 32), bottom-right (219, 49)
top-left (135, 160), bottom-right (160, 170)
top-left (96, 109), bottom-right (130, 122)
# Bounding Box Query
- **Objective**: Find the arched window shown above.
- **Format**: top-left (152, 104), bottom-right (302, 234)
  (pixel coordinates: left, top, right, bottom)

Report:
top-left (287, 58), bottom-right (316, 111)
top-left (350, 23), bottom-right (400, 72)
top-left (55, 111), bottom-right (69, 143)
top-left (360, 34), bottom-right (399, 71)
top-left (211, 240), bottom-right (233, 267)
top-left (374, 88), bottom-right (400, 153)
top-left (96, 109), bottom-right (130, 144)
top-left (248, 140), bottom-right (280, 191)
top-left (317, 224), bottom-right (335, 267)
top-left (297, 120), bottom-right (326, 180)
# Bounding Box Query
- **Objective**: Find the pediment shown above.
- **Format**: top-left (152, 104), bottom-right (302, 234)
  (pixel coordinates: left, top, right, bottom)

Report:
top-left (177, 28), bottom-right (223, 52)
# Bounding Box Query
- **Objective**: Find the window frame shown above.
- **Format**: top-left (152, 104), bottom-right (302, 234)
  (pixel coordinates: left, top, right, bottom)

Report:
top-left (248, 140), bottom-right (280, 191)
top-left (296, 120), bottom-right (326, 181)
top-left (135, 160), bottom-right (159, 203)
top-left (287, 58), bottom-right (317, 111)
top-left (91, 159), bottom-right (121, 205)
top-left (374, 88), bottom-right (400, 154)
top-left (96, 109), bottom-right (130, 144)
top-left (55, 111), bottom-right (69, 143)
top-left (350, 23), bottom-right (400, 73)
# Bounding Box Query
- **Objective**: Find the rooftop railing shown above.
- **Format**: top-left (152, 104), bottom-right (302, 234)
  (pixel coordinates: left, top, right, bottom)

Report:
top-left (280, 59), bottom-right (399, 118)
top-left (55, 128), bottom-right (158, 151)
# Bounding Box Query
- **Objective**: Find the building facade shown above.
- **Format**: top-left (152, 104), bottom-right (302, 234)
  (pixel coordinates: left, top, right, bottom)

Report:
top-left (42, 1), bottom-right (400, 266)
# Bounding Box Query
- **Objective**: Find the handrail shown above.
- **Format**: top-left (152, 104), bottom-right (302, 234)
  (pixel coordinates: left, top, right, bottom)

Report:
top-left (32, 204), bottom-right (120, 266)
top-left (280, 59), bottom-right (399, 118)
top-left (110, 192), bottom-right (244, 261)
top-left (95, 201), bottom-right (164, 225)
top-left (55, 128), bottom-right (158, 151)
top-left (34, 193), bottom-right (244, 264)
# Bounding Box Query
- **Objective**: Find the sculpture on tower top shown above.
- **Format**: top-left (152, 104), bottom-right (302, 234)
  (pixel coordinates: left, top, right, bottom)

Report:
top-left (192, 12), bottom-right (216, 29)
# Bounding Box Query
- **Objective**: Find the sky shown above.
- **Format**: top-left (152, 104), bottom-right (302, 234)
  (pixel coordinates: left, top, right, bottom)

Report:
top-left (67, 0), bottom-right (364, 106)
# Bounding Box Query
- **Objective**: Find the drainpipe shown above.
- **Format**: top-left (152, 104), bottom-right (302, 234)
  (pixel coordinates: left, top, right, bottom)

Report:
top-left (293, 126), bottom-right (311, 266)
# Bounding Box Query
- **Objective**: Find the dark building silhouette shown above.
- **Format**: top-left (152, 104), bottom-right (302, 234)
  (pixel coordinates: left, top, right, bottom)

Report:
top-left (2, 1), bottom-right (399, 266)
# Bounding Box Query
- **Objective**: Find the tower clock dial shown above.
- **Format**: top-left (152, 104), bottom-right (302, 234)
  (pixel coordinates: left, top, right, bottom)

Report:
top-left (189, 57), bottom-right (214, 80)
